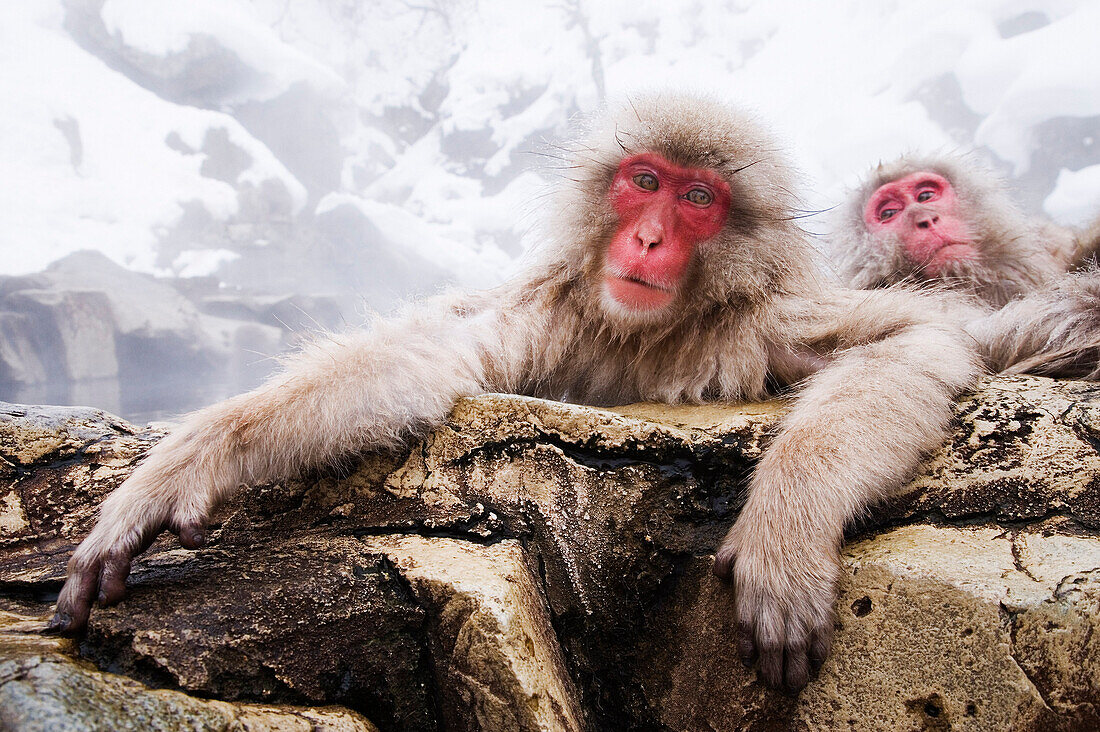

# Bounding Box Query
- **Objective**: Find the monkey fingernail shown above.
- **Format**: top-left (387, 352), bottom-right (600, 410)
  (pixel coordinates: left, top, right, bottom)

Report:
top-left (737, 636), bottom-right (756, 665)
top-left (45, 613), bottom-right (70, 633)
top-left (180, 527), bottom-right (205, 549)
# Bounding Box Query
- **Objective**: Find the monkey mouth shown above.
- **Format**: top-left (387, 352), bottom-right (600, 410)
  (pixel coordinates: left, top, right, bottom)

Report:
top-left (622, 275), bottom-right (673, 292)
top-left (911, 240), bottom-right (977, 275)
top-left (908, 234), bottom-right (975, 263)
top-left (604, 274), bottom-right (676, 311)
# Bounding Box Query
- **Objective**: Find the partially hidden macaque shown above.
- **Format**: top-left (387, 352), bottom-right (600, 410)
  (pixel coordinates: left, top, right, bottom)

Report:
top-left (831, 154), bottom-right (1100, 306)
top-left (831, 154), bottom-right (1100, 378)
top-left (49, 95), bottom-right (981, 691)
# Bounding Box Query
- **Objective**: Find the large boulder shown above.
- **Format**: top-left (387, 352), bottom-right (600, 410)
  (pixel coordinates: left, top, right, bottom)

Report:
top-left (0, 251), bottom-right (217, 389)
top-left (0, 375), bottom-right (1097, 730)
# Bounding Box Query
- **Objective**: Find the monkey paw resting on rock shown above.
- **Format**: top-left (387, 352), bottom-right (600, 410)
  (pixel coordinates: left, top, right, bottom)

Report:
top-left (49, 94), bottom-right (981, 692)
top-left (830, 153), bottom-right (1100, 379)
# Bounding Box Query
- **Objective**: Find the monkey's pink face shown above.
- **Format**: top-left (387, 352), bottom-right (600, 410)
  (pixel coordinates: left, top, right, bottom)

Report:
top-left (603, 153), bottom-right (731, 313)
top-left (863, 171), bottom-right (976, 275)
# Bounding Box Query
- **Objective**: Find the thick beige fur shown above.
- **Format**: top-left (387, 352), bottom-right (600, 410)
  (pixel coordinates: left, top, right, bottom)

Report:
top-left (831, 153), bottom-right (1100, 379)
top-left (829, 153), bottom-right (1086, 306)
top-left (53, 94), bottom-right (982, 691)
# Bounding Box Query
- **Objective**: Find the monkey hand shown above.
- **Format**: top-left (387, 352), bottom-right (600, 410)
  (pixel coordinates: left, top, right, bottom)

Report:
top-left (46, 467), bottom-right (208, 635)
top-left (713, 515), bottom-right (839, 692)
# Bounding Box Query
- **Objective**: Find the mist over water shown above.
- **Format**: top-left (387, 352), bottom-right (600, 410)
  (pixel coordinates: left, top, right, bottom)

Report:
top-left (6, 369), bottom-right (265, 426)
top-left (2, 1), bottom-right (1099, 423)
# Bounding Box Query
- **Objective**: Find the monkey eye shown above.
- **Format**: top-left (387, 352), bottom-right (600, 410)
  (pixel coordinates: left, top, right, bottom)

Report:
top-left (684, 188), bottom-right (713, 206)
top-left (916, 190), bottom-right (935, 203)
top-left (879, 208), bottom-right (899, 221)
top-left (632, 173), bottom-right (659, 191)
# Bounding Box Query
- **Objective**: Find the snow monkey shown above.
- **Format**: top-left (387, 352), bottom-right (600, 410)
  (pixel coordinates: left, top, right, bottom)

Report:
top-left (831, 154), bottom-right (1100, 378)
top-left (49, 95), bottom-right (981, 692)
top-left (831, 153), bottom-right (1100, 307)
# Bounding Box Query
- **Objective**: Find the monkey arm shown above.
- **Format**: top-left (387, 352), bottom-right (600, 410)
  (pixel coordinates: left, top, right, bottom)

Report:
top-left (968, 274), bottom-right (1100, 379)
top-left (715, 290), bottom-right (981, 690)
top-left (48, 294), bottom-right (531, 633)
top-left (1071, 213), bottom-right (1100, 270)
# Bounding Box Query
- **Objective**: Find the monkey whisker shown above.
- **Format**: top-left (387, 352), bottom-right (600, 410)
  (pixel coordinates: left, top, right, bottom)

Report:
top-left (730, 160), bottom-right (762, 175)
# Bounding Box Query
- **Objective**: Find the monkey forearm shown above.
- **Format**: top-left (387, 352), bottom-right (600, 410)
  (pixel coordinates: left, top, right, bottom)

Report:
top-left (1073, 215), bottom-right (1100, 270)
top-left (51, 303), bottom-right (498, 631)
top-left (969, 276), bottom-right (1100, 378)
top-left (766, 322), bottom-right (979, 524)
top-left (714, 321), bottom-right (979, 688)
top-left (163, 307), bottom-right (491, 496)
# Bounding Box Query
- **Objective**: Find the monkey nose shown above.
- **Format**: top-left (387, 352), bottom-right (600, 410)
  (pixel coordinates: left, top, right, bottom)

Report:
top-left (915, 215), bottom-right (939, 230)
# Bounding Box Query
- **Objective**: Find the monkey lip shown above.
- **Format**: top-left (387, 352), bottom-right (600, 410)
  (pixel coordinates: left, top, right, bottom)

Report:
top-left (604, 275), bottom-right (676, 311)
top-left (908, 233), bottom-right (974, 259)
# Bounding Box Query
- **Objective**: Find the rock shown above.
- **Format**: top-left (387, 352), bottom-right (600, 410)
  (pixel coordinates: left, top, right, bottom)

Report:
top-left (39, 251), bottom-right (215, 377)
top-left (0, 374), bottom-right (1098, 730)
top-left (361, 535), bottom-right (583, 732)
top-left (0, 312), bottom-right (47, 387)
top-left (2, 289), bottom-right (118, 382)
top-left (0, 610), bottom-right (378, 731)
top-left (0, 251), bottom-right (218, 392)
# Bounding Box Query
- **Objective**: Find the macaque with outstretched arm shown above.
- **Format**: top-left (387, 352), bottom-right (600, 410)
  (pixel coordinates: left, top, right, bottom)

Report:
top-left (50, 95), bottom-right (981, 691)
top-left (831, 153), bottom-right (1100, 379)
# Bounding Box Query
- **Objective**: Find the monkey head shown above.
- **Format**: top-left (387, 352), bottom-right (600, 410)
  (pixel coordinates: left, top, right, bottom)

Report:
top-left (861, 170), bottom-right (975, 276)
top-left (549, 94), bottom-right (814, 330)
top-left (602, 152), bottom-right (732, 313)
top-left (831, 153), bottom-right (1057, 306)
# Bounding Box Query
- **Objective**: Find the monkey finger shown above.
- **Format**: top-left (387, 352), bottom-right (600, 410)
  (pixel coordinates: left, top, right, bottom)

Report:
top-left (736, 621), bottom-right (757, 666)
top-left (757, 642), bottom-right (784, 689)
top-left (808, 628), bottom-right (832, 673)
top-left (784, 644), bottom-right (811, 692)
top-left (750, 609), bottom-right (788, 688)
top-left (46, 563), bottom-right (100, 634)
top-left (175, 521), bottom-right (206, 550)
top-left (711, 547), bottom-right (735, 580)
top-left (97, 550), bottom-right (133, 607)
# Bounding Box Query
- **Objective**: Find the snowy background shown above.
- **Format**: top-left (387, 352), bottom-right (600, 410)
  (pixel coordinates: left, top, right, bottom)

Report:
top-left (2, 0), bottom-right (1100, 421)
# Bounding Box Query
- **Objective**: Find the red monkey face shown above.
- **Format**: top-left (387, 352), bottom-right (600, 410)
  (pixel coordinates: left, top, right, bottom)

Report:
top-left (603, 153), bottom-right (732, 313)
top-left (863, 171), bottom-right (976, 275)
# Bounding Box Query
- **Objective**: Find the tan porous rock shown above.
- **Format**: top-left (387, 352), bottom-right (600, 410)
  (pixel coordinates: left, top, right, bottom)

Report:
top-left (0, 374), bottom-right (1097, 730)
top-left (360, 535), bottom-right (583, 732)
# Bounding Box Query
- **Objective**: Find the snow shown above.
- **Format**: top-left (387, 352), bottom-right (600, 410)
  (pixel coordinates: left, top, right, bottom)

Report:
top-left (0, 0), bottom-right (305, 275)
top-left (2, 0), bottom-right (1099, 286)
top-left (1046, 164), bottom-right (1100, 227)
top-left (100, 0), bottom-right (345, 101)
top-left (173, 249), bottom-right (242, 278)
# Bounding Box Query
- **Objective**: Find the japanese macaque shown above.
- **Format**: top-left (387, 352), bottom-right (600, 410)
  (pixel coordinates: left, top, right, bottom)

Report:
top-left (830, 154), bottom-right (1100, 378)
top-left (49, 95), bottom-right (981, 692)
top-left (831, 154), bottom-right (1100, 306)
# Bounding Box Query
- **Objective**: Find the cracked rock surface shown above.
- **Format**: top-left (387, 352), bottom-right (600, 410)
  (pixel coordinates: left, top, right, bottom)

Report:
top-left (0, 375), bottom-right (1098, 730)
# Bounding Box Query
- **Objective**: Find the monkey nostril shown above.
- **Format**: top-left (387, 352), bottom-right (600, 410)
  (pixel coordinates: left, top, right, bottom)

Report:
top-left (916, 220), bottom-right (930, 229)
